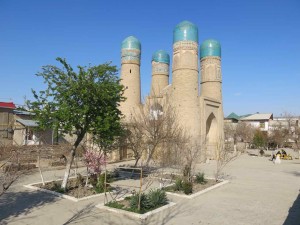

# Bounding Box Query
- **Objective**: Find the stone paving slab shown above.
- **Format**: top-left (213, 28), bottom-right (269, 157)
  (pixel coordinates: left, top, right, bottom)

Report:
top-left (0, 155), bottom-right (300, 225)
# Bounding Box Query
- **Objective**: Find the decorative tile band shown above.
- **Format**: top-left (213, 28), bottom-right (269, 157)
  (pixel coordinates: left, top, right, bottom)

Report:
top-left (173, 41), bottom-right (198, 53)
top-left (121, 49), bottom-right (141, 64)
top-left (152, 62), bottom-right (169, 75)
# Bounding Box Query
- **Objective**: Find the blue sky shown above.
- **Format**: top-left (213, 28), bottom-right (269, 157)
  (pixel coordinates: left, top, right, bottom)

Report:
top-left (0, 0), bottom-right (299, 117)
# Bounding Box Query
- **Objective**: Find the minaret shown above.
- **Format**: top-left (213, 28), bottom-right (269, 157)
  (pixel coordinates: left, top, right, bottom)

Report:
top-left (200, 39), bottom-right (222, 101)
top-left (150, 50), bottom-right (170, 97)
top-left (200, 39), bottom-right (224, 158)
top-left (119, 36), bottom-right (141, 120)
top-left (172, 21), bottom-right (200, 138)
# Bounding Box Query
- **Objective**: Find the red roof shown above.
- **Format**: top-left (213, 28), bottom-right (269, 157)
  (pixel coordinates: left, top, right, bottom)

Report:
top-left (0, 102), bottom-right (16, 109)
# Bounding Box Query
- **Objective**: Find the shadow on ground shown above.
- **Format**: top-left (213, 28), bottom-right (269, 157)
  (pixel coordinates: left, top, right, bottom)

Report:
top-left (0, 189), bottom-right (59, 224)
top-left (283, 192), bottom-right (300, 225)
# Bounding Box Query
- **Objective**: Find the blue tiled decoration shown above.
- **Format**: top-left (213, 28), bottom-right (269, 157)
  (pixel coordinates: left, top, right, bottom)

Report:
top-left (173, 21), bottom-right (198, 44)
top-left (200, 39), bottom-right (221, 59)
top-left (121, 36), bottom-right (141, 50)
top-left (152, 50), bottom-right (170, 64)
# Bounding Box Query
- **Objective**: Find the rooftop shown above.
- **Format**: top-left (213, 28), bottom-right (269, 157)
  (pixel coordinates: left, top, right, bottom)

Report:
top-left (16, 119), bottom-right (38, 127)
top-left (14, 110), bottom-right (35, 116)
top-left (0, 102), bottom-right (16, 109)
top-left (241, 113), bottom-right (273, 121)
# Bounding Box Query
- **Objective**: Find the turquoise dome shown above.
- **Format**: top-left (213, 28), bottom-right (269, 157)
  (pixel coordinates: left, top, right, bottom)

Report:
top-left (121, 36), bottom-right (141, 50)
top-left (173, 21), bottom-right (198, 44)
top-left (200, 39), bottom-right (221, 59)
top-left (152, 50), bottom-right (170, 64)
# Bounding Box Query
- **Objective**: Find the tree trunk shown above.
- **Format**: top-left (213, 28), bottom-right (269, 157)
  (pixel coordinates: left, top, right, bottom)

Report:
top-left (134, 157), bottom-right (140, 167)
top-left (61, 132), bottom-right (85, 190)
top-left (37, 151), bottom-right (45, 186)
top-left (146, 146), bottom-right (155, 166)
top-left (61, 145), bottom-right (76, 190)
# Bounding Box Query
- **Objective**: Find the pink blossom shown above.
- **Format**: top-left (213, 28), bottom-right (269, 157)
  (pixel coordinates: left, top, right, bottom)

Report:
top-left (83, 149), bottom-right (106, 174)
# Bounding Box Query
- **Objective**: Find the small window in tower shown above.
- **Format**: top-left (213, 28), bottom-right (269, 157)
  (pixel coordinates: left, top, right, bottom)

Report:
top-left (130, 69), bottom-right (131, 73)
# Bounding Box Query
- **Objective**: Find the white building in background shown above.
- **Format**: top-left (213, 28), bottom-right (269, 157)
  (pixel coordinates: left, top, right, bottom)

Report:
top-left (240, 113), bottom-right (273, 132)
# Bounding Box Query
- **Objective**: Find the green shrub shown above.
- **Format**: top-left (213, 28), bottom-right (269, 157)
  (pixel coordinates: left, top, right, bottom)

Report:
top-left (89, 174), bottom-right (98, 186)
top-left (52, 181), bottom-right (65, 193)
top-left (147, 189), bottom-right (168, 208)
top-left (195, 172), bottom-right (206, 184)
top-left (182, 180), bottom-right (193, 195)
top-left (94, 173), bottom-right (105, 193)
top-left (130, 193), bottom-right (151, 210)
top-left (259, 149), bottom-right (265, 156)
top-left (105, 201), bottom-right (124, 209)
top-left (174, 178), bottom-right (183, 191)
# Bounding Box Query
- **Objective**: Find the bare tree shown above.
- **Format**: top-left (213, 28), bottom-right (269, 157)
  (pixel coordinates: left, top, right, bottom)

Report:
top-left (0, 144), bottom-right (21, 196)
top-left (269, 112), bottom-right (299, 149)
top-left (121, 121), bottom-right (146, 167)
top-left (179, 138), bottom-right (204, 181)
top-left (236, 122), bottom-right (255, 144)
top-left (224, 122), bottom-right (255, 151)
top-left (125, 97), bottom-right (184, 167)
top-left (269, 124), bottom-right (287, 148)
top-left (215, 137), bottom-right (238, 181)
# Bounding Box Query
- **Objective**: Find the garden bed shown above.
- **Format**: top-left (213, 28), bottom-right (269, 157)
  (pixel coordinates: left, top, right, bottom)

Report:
top-left (163, 178), bottom-right (229, 199)
top-left (96, 189), bottom-right (176, 220)
top-left (24, 173), bottom-right (118, 202)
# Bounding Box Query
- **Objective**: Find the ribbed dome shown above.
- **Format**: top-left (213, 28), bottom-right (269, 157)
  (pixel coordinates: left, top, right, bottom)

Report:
top-left (152, 50), bottom-right (170, 64)
top-left (200, 39), bottom-right (221, 59)
top-left (173, 21), bottom-right (198, 44)
top-left (121, 36), bottom-right (141, 50)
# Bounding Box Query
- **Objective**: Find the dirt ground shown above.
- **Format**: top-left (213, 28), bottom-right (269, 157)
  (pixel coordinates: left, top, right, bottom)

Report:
top-left (0, 154), bottom-right (299, 225)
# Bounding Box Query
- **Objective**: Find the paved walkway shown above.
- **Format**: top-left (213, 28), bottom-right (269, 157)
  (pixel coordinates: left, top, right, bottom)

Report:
top-left (0, 155), bottom-right (299, 225)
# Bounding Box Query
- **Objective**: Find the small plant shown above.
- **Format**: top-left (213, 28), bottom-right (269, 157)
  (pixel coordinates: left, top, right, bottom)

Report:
top-left (147, 189), bottom-right (168, 208)
top-left (259, 149), bottom-right (265, 156)
top-left (174, 178), bottom-right (183, 191)
top-left (94, 173), bottom-right (105, 193)
top-left (105, 201), bottom-right (124, 209)
top-left (76, 173), bottom-right (85, 187)
top-left (52, 181), bottom-right (65, 193)
top-left (183, 164), bottom-right (191, 179)
top-left (130, 193), bottom-right (151, 210)
top-left (195, 172), bottom-right (206, 184)
top-left (182, 180), bottom-right (193, 195)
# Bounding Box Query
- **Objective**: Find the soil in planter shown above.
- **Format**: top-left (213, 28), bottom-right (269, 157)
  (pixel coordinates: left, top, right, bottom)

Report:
top-left (34, 177), bottom-right (112, 198)
top-left (164, 179), bottom-right (219, 195)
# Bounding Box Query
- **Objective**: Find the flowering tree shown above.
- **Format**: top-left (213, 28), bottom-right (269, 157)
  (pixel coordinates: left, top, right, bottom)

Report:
top-left (83, 149), bottom-right (106, 176)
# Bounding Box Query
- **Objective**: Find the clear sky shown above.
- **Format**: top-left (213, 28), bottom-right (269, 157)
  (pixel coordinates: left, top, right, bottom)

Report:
top-left (0, 0), bottom-right (299, 117)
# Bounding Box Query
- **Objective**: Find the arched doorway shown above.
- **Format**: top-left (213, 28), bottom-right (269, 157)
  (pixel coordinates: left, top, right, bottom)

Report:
top-left (206, 113), bottom-right (218, 158)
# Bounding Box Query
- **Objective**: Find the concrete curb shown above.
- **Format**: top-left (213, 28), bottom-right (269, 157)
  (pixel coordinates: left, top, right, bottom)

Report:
top-left (23, 178), bottom-right (106, 202)
top-left (96, 199), bottom-right (176, 220)
top-left (166, 179), bottom-right (229, 199)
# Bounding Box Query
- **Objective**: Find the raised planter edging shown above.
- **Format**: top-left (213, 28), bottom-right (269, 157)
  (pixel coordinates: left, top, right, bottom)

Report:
top-left (165, 179), bottom-right (229, 199)
top-left (96, 199), bottom-right (176, 220)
